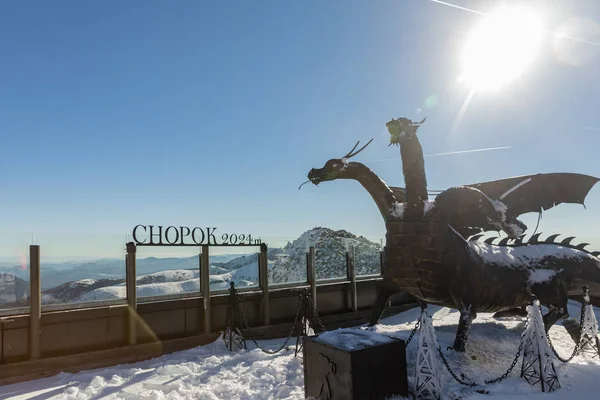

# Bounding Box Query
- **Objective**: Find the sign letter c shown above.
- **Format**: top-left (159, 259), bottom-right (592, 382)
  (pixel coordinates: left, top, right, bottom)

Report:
top-left (132, 225), bottom-right (148, 244)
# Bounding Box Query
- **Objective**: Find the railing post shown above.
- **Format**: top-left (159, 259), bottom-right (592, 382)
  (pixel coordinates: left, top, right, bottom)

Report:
top-left (307, 246), bottom-right (317, 309)
top-left (126, 242), bottom-right (137, 345)
top-left (347, 246), bottom-right (357, 312)
top-left (259, 243), bottom-right (270, 325)
top-left (29, 245), bottom-right (41, 360)
top-left (201, 245), bottom-right (211, 334)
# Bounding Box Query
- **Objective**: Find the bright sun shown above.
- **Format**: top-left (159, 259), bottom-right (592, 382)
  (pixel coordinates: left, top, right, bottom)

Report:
top-left (459, 7), bottom-right (544, 92)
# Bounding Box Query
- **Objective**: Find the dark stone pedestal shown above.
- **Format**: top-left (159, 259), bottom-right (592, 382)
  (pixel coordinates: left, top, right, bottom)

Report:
top-left (303, 329), bottom-right (408, 400)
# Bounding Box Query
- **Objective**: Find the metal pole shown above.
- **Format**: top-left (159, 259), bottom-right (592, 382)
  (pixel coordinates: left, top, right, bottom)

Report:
top-left (201, 245), bottom-right (211, 334)
top-left (259, 243), bottom-right (270, 325)
top-left (29, 245), bottom-right (41, 360)
top-left (126, 242), bottom-right (137, 345)
top-left (347, 246), bottom-right (357, 312)
top-left (308, 246), bottom-right (317, 309)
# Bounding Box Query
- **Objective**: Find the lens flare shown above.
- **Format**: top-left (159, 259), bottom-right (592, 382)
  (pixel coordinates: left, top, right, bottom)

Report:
top-left (459, 6), bottom-right (543, 91)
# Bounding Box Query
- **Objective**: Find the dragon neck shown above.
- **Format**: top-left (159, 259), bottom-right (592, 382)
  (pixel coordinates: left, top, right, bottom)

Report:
top-left (398, 135), bottom-right (428, 218)
top-left (343, 162), bottom-right (398, 221)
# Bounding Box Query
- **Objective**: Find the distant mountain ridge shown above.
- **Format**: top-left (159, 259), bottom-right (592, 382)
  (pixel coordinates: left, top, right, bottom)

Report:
top-left (268, 227), bottom-right (381, 284)
top-left (0, 253), bottom-right (244, 290)
top-left (0, 227), bottom-right (382, 307)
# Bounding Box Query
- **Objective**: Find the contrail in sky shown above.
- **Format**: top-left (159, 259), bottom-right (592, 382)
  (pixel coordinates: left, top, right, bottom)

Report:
top-left (366, 145), bottom-right (511, 163)
top-left (424, 0), bottom-right (484, 16)
top-left (425, 145), bottom-right (511, 157)
top-left (422, 0), bottom-right (600, 47)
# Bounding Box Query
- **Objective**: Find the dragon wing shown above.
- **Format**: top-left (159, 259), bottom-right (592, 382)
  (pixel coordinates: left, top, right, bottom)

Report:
top-left (464, 172), bottom-right (599, 217)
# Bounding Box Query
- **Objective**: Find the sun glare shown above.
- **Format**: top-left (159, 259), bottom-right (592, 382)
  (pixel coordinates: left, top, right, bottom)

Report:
top-left (459, 7), bottom-right (543, 92)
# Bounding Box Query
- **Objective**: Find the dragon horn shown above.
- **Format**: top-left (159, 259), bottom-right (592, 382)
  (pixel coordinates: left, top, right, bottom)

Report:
top-left (343, 141), bottom-right (361, 159)
top-left (346, 138), bottom-right (374, 158)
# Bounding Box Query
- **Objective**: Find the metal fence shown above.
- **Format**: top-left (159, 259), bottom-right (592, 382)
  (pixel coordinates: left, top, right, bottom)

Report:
top-left (0, 239), bottom-right (383, 360)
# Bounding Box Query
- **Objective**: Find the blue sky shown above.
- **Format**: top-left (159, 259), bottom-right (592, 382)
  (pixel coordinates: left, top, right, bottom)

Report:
top-left (1, 0), bottom-right (599, 260)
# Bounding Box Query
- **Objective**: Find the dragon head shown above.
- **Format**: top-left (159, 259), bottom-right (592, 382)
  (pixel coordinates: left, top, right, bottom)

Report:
top-left (487, 199), bottom-right (527, 239)
top-left (301, 139), bottom-right (373, 188)
top-left (386, 117), bottom-right (426, 146)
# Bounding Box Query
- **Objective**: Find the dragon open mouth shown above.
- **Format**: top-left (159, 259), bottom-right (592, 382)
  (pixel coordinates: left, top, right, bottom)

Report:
top-left (299, 173), bottom-right (322, 190)
top-left (491, 221), bottom-right (526, 240)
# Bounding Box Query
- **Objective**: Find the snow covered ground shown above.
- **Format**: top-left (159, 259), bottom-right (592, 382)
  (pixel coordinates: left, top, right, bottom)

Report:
top-left (1, 301), bottom-right (599, 399)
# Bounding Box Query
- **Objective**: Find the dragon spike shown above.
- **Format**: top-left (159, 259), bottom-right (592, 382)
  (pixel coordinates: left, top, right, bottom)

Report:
top-left (498, 237), bottom-right (511, 246)
top-left (469, 233), bottom-right (485, 242)
top-left (484, 237), bottom-right (499, 244)
top-left (514, 234), bottom-right (526, 245)
top-left (592, 251), bottom-right (600, 258)
top-left (576, 242), bottom-right (591, 250)
top-left (561, 236), bottom-right (576, 246)
top-left (544, 234), bottom-right (560, 244)
top-left (530, 233), bottom-right (543, 244)
top-left (344, 141), bottom-right (360, 158)
top-left (344, 138), bottom-right (374, 159)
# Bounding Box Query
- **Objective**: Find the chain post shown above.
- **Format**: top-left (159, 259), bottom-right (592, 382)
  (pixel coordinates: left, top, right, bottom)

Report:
top-left (545, 285), bottom-right (599, 362)
top-left (521, 297), bottom-right (561, 392)
top-left (223, 282), bottom-right (246, 351)
top-left (295, 289), bottom-right (312, 357)
top-left (578, 285), bottom-right (600, 358)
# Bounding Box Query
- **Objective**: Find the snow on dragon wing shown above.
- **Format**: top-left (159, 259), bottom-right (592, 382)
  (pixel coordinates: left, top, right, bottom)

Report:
top-left (464, 172), bottom-right (599, 217)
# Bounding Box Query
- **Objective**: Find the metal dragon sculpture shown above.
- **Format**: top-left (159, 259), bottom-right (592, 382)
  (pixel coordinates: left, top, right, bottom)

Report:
top-left (305, 117), bottom-right (600, 352)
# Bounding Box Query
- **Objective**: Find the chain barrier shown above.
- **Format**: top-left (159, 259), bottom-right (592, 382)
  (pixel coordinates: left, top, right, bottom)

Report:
top-left (435, 288), bottom-right (599, 389)
top-left (237, 289), bottom-right (304, 354)
top-left (404, 317), bottom-right (421, 346)
top-left (436, 317), bottom-right (527, 387)
top-left (305, 289), bottom-right (326, 333)
top-left (545, 301), bottom-right (586, 363)
top-left (436, 347), bottom-right (477, 387)
top-left (227, 284), bottom-right (324, 356)
top-left (432, 308), bottom-right (530, 388)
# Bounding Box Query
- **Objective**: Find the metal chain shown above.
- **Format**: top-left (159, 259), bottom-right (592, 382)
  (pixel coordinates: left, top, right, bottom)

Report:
top-left (436, 347), bottom-right (478, 387)
top-left (545, 301), bottom-right (586, 362)
top-left (484, 316), bottom-right (529, 385)
top-left (237, 291), bottom-right (304, 355)
top-left (405, 317), bottom-right (421, 346)
top-left (306, 291), bottom-right (326, 332)
top-left (436, 316), bottom-right (529, 387)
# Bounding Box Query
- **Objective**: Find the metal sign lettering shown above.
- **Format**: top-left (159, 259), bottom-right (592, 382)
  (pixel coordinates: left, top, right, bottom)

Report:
top-left (132, 225), bottom-right (262, 246)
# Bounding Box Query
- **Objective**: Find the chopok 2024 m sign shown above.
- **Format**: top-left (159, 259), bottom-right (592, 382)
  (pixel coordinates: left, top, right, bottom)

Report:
top-left (132, 225), bottom-right (262, 246)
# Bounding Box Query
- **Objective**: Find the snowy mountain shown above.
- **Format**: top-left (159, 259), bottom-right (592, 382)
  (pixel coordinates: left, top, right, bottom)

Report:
top-left (0, 227), bottom-right (382, 307)
top-left (0, 253), bottom-right (243, 290)
top-left (0, 273), bottom-right (29, 307)
top-left (43, 278), bottom-right (125, 304)
top-left (268, 227), bottom-right (381, 284)
top-left (40, 265), bottom-right (265, 304)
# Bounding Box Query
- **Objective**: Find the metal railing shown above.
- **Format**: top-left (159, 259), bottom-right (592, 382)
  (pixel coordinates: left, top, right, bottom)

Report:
top-left (0, 240), bottom-right (384, 359)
